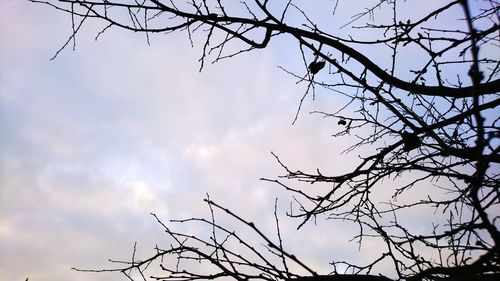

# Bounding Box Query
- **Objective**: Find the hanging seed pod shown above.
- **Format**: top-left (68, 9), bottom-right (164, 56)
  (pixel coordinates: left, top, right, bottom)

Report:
top-left (308, 60), bottom-right (326, 74)
top-left (401, 132), bottom-right (421, 151)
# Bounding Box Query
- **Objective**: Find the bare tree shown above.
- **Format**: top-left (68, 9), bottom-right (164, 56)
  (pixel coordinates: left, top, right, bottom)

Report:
top-left (31, 0), bottom-right (499, 280)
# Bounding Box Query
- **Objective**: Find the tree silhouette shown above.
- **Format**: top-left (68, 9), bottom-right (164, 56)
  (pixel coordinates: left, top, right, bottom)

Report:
top-left (31, 0), bottom-right (499, 280)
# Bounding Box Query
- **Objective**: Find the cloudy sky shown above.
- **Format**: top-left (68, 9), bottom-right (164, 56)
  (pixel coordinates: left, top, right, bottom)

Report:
top-left (0, 1), bottom-right (355, 280)
top-left (0, 1), bottom-right (492, 281)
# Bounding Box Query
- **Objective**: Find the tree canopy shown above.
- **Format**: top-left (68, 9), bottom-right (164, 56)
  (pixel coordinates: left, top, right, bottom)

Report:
top-left (31, 0), bottom-right (499, 280)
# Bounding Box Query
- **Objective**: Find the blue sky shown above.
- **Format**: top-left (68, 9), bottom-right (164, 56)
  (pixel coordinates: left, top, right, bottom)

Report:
top-left (1, 1), bottom-right (496, 281)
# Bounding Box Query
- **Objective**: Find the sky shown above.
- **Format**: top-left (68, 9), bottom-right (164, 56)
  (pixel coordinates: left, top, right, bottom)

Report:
top-left (0, 1), bottom-right (495, 281)
top-left (0, 1), bottom-right (357, 280)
